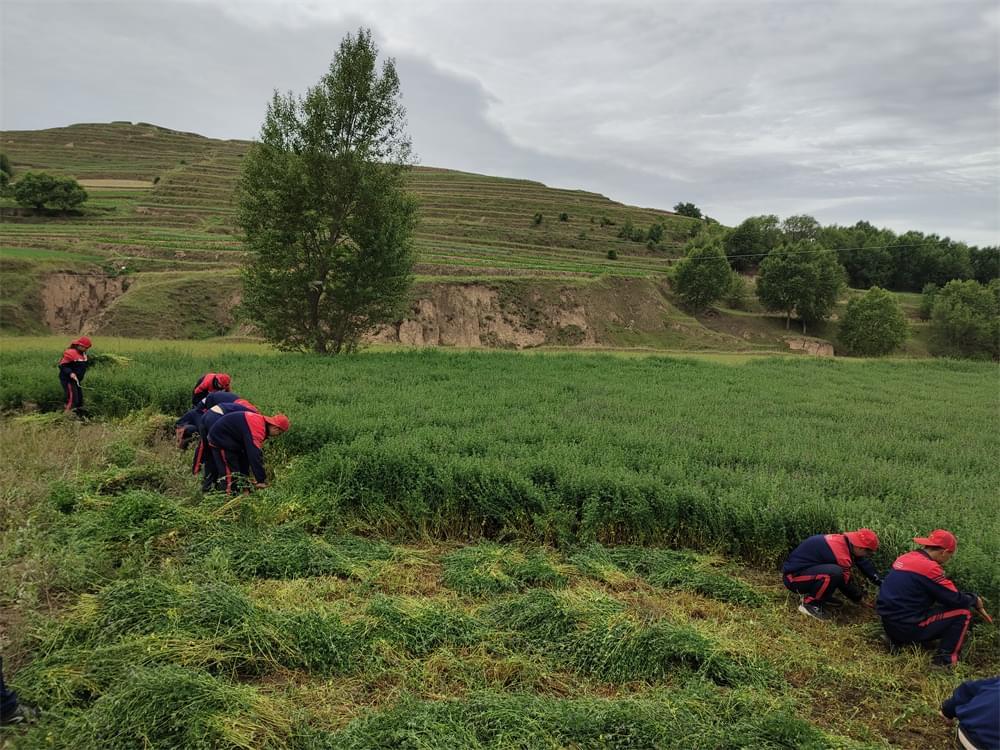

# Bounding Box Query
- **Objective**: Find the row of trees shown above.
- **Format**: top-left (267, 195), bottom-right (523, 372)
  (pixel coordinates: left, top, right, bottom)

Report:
top-left (672, 236), bottom-right (846, 333)
top-left (670, 233), bottom-right (999, 358)
top-left (718, 214), bottom-right (998, 291)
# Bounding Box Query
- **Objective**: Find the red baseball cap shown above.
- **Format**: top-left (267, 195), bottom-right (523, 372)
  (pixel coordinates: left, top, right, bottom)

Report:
top-left (913, 529), bottom-right (956, 553)
top-left (845, 528), bottom-right (879, 551)
top-left (264, 414), bottom-right (290, 433)
top-left (72, 336), bottom-right (92, 349)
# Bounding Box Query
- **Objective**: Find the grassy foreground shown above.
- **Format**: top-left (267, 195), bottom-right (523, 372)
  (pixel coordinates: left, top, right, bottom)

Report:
top-left (1, 341), bottom-right (997, 748)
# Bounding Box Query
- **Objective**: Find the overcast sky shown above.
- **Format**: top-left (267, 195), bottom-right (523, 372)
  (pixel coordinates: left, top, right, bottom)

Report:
top-left (2, 0), bottom-right (998, 245)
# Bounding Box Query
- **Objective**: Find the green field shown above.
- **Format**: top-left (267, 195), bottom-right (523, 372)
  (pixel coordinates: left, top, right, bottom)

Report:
top-left (1, 341), bottom-right (997, 748)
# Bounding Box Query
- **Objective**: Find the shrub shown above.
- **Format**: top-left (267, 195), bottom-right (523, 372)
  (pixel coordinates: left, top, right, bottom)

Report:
top-left (12, 171), bottom-right (88, 210)
top-left (838, 287), bottom-right (909, 356)
top-left (558, 212), bottom-right (569, 221)
top-left (607, 249), bottom-right (618, 260)
top-left (673, 202), bottom-right (703, 219)
top-left (532, 212), bottom-right (543, 225)
top-left (919, 282), bottom-right (938, 320)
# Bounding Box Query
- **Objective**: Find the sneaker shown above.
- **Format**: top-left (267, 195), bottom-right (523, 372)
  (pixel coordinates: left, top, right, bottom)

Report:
top-left (798, 602), bottom-right (832, 621)
top-left (931, 655), bottom-right (956, 670)
top-left (0, 703), bottom-right (39, 726)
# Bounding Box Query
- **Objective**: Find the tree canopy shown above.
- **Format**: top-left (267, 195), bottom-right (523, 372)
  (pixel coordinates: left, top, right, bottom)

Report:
top-left (756, 243), bottom-right (845, 333)
top-left (838, 287), bottom-right (908, 356)
top-left (237, 28), bottom-right (417, 354)
top-left (11, 172), bottom-right (88, 210)
top-left (672, 236), bottom-right (732, 312)
top-left (672, 202), bottom-right (703, 219)
top-left (929, 279), bottom-right (1000, 360)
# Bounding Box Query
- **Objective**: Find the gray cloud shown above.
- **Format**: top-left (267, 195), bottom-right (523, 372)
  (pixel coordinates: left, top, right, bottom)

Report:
top-left (2, 0), bottom-right (997, 245)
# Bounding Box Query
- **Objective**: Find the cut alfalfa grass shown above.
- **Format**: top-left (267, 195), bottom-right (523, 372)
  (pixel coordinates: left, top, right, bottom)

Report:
top-left (29, 577), bottom-right (303, 678)
top-left (186, 525), bottom-right (395, 581)
top-left (366, 595), bottom-right (485, 657)
top-left (486, 588), bottom-right (623, 643)
top-left (566, 615), bottom-right (774, 687)
top-left (320, 686), bottom-right (838, 750)
top-left (441, 543), bottom-right (567, 595)
top-left (277, 610), bottom-right (368, 674)
top-left (575, 544), bottom-right (765, 607)
top-left (46, 665), bottom-right (292, 750)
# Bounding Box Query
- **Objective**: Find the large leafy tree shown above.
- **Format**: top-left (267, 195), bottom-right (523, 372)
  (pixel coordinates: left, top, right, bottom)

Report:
top-left (672, 236), bottom-right (732, 311)
top-left (838, 287), bottom-right (908, 356)
top-left (12, 172), bottom-right (88, 210)
top-left (237, 28), bottom-right (417, 354)
top-left (929, 279), bottom-right (1000, 360)
top-left (756, 242), bottom-right (846, 333)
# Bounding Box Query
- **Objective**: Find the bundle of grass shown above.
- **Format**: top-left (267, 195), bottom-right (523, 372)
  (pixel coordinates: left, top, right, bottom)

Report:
top-left (441, 543), bottom-right (567, 596)
top-left (277, 610), bottom-right (368, 674)
top-left (12, 634), bottom-right (242, 710)
top-left (568, 544), bottom-right (633, 587)
top-left (594, 545), bottom-right (765, 607)
top-left (366, 595), bottom-right (485, 657)
top-left (322, 688), bottom-right (835, 750)
top-left (567, 616), bottom-right (770, 686)
top-left (87, 352), bottom-right (132, 367)
top-left (87, 463), bottom-right (172, 495)
top-left (187, 526), bottom-right (395, 581)
top-left (65, 665), bottom-right (292, 750)
top-left (486, 588), bottom-right (622, 644)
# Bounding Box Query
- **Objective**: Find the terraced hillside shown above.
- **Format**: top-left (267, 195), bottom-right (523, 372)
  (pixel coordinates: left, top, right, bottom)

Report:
top-left (1, 122), bottom-right (694, 278)
top-left (2, 123), bottom-right (917, 354)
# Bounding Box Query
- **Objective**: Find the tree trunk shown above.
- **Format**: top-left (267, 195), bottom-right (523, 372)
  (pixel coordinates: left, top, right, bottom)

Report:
top-left (785, 312), bottom-right (791, 330)
top-left (801, 320), bottom-right (807, 334)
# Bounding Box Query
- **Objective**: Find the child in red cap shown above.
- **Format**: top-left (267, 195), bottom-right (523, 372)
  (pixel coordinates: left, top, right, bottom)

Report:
top-left (782, 528), bottom-right (883, 621)
top-left (57, 336), bottom-right (92, 415)
top-left (877, 530), bottom-right (990, 668)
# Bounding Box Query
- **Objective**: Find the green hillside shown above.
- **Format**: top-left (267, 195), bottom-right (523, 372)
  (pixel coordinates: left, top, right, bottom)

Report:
top-left (0, 122), bottom-right (693, 278)
top-left (0, 122), bottom-right (931, 355)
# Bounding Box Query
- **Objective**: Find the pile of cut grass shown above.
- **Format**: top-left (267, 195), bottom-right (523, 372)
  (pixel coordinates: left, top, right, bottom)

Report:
top-left (441, 543), bottom-right (567, 595)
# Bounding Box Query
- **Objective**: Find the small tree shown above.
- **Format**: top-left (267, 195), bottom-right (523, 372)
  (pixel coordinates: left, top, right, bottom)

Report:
top-left (756, 243), bottom-right (845, 332)
top-left (237, 28), bottom-right (417, 354)
top-left (918, 282), bottom-right (938, 320)
top-left (929, 279), bottom-right (1000, 359)
top-left (12, 172), bottom-right (88, 210)
top-left (673, 202), bottom-right (703, 219)
top-left (672, 236), bottom-right (732, 312)
top-left (838, 287), bottom-right (908, 356)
